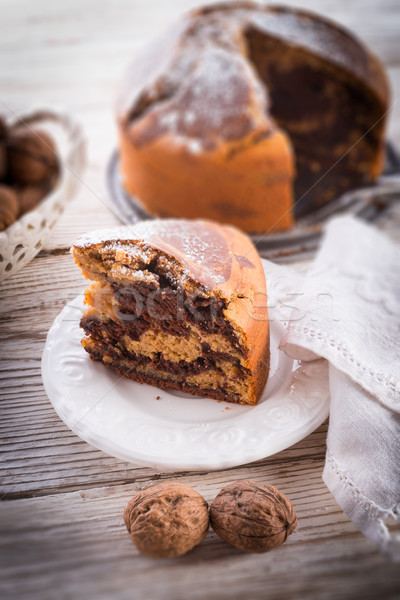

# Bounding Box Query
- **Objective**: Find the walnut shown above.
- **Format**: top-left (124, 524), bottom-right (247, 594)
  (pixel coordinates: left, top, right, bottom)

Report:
top-left (6, 127), bottom-right (59, 185)
top-left (0, 117), bottom-right (7, 180)
top-left (14, 183), bottom-right (50, 217)
top-left (123, 482), bottom-right (209, 558)
top-left (210, 480), bottom-right (297, 553)
top-left (0, 185), bottom-right (19, 230)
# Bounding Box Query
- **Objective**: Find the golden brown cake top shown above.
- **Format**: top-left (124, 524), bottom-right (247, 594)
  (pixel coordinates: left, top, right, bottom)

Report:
top-left (72, 219), bottom-right (266, 302)
top-left (116, 1), bottom-right (389, 152)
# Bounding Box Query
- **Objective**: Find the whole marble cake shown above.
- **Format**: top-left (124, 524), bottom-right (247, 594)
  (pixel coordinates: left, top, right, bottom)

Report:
top-left (72, 219), bottom-right (270, 405)
top-left (116, 2), bottom-right (389, 233)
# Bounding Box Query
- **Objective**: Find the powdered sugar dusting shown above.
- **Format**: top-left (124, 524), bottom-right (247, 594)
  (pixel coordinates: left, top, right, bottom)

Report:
top-left (180, 45), bottom-right (256, 130)
top-left (73, 220), bottom-right (234, 291)
top-left (140, 219), bottom-right (233, 288)
top-left (186, 138), bottom-right (202, 154)
top-left (120, 3), bottom-right (379, 154)
top-left (183, 110), bottom-right (196, 126)
top-left (123, 10), bottom-right (267, 151)
top-left (158, 111), bottom-right (179, 129)
top-left (73, 226), bottom-right (139, 248)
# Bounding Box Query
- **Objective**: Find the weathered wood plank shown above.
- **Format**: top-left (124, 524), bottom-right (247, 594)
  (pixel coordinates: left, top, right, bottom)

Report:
top-left (0, 476), bottom-right (399, 600)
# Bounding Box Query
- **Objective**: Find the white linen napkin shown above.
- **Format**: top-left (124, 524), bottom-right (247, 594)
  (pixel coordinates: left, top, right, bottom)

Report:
top-left (270, 215), bottom-right (400, 559)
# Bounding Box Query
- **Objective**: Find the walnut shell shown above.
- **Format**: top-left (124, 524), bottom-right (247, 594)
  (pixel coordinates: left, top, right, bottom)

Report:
top-left (123, 482), bottom-right (209, 558)
top-left (210, 480), bottom-right (297, 553)
top-left (0, 185), bottom-right (19, 230)
top-left (0, 117), bottom-right (7, 180)
top-left (14, 183), bottom-right (50, 217)
top-left (7, 127), bottom-right (58, 185)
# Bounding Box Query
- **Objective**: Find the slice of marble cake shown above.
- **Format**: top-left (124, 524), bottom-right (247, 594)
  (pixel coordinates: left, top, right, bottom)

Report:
top-left (72, 219), bottom-right (270, 405)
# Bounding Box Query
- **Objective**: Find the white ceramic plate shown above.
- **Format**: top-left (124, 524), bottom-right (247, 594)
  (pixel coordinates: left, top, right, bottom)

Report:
top-left (42, 262), bottom-right (330, 471)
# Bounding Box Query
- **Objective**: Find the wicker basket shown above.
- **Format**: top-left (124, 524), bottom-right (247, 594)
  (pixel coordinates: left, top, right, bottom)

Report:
top-left (0, 107), bottom-right (86, 282)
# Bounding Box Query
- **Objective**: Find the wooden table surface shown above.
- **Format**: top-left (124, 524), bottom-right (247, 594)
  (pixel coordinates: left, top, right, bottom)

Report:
top-left (1, 1), bottom-right (400, 598)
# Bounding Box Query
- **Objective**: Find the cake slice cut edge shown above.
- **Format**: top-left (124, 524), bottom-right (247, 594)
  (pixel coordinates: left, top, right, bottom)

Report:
top-left (72, 219), bottom-right (270, 406)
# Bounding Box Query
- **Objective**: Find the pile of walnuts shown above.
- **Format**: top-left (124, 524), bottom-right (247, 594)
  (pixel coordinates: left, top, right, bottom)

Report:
top-left (123, 479), bottom-right (297, 558)
top-left (0, 116), bottom-right (59, 231)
